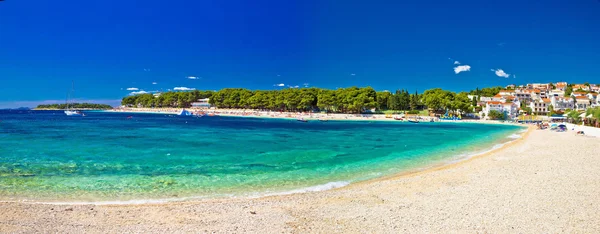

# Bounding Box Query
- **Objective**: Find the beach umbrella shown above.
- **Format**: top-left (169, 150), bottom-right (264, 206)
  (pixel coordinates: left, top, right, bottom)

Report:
top-left (579, 113), bottom-right (587, 118)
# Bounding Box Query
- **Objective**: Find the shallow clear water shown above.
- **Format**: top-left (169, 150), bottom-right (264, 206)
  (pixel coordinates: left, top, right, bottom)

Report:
top-left (0, 110), bottom-right (523, 202)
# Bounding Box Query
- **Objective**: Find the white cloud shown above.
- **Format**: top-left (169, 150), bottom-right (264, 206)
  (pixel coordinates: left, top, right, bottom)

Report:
top-left (126, 87), bottom-right (139, 91)
top-left (303, 83), bottom-right (310, 87)
top-left (454, 65), bottom-right (471, 74)
top-left (350, 73), bottom-right (356, 76)
top-left (152, 82), bottom-right (157, 85)
top-left (187, 76), bottom-right (200, 80)
top-left (174, 87), bottom-right (196, 91)
top-left (129, 90), bottom-right (148, 95)
top-left (491, 69), bottom-right (510, 78)
top-left (274, 83), bottom-right (285, 87)
top-left (454, 61), bottom-right (460, 65)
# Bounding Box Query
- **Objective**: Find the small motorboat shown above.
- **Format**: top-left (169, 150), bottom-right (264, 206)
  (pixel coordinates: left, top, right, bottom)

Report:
top-left (408, 119), bottom-right (419, 123)
top-left (297, 118), bottom-right (308, 122)
top-left (394, 117), bottom-right (403, 121)
top-left (319, 118), bottom-right (328, 122)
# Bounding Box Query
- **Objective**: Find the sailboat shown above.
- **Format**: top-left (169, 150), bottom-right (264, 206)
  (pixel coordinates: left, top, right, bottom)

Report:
top-left (64, 81), bottom-right (83, 116)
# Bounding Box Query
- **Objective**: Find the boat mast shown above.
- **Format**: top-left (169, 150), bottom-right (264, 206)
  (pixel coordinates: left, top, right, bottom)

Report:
top-left (66, 81), bottom-right (74, 111)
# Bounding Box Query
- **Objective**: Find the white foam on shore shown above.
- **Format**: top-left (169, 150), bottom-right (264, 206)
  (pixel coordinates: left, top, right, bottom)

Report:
top-left (5, 195), bottom-right (215, 206)
top-left (444, 131), bottom-right (523, 165)
top-left (2, 181), bottom-right (351, 206)
top-left (252, 181), bottom-right (351, 198)
top-left (507, 133), bottom-right (522, 139)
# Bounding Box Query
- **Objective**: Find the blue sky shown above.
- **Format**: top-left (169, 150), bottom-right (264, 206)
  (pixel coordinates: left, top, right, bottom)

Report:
top-left (1, 0), bottom-right (599, 108)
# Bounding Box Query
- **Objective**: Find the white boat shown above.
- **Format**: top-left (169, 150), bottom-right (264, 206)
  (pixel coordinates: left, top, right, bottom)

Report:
top-left (64, 110), bottom-right (83, 116)
top-left (64, 81), bottom-right (83, 116)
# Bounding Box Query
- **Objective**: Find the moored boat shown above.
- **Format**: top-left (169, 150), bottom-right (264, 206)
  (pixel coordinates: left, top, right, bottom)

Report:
top-left (64, 81), bottom-right (84, 117)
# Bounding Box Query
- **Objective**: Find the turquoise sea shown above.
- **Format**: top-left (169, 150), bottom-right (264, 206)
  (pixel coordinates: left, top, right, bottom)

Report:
top-left (0, 110), bottom-right (523, 202)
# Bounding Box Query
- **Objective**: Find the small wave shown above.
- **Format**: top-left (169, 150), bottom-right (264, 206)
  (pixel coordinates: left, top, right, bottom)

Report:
top-left (256, 181), bottom-right (351, 198)
top-left (12, 195), bottom-right (215, 206)
top-left (507, 133), bottom-right (522, 139)
top-left (6, 181), bottom-right (351, 205)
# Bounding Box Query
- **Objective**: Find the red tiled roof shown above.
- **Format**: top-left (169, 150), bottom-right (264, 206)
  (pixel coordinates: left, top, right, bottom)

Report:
top-left (487, 101), bottom-right (503, 105)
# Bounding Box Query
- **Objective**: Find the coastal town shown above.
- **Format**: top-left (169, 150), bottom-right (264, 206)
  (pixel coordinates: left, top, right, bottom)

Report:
top-left (477, 82), bottom-right (599, 121)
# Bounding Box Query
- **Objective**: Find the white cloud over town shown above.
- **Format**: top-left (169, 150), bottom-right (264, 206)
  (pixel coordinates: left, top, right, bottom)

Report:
top-left (187, 76), bottom-right (200, 80)
top-left (274, 83), bottom-right (285, 87)
top-left (454, 65), bottom-right (471, 74)
top-left (491, 69), bottom-right (510, 78)
top-left (129, 90), bottom-right (148, 95)
top-left (126, 87), bottom-right (139, 91)
top-left (174, 87), bottom-right (195, 91)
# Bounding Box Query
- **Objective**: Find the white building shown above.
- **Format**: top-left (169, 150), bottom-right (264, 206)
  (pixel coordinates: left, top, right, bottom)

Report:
top-left (530, 100), bottom-right (549, 115)
top-left (586, 93), bottom-right (597, 103)
top-left (555, 82), bottom-right (568, 91)
top-left (527, 83), bottom-right (552, 90)
top-left (548, 89), bottom-right (565, 97)
top-left (550, 96), bottom-right (574, 111)
top-left (484, 101), bottom-right (518, 119)
top-left (191, 98), bottom-right (211, 108)
top-left (514, 91), bottom-right (533, 103)
top-left (502, 102), bottom-right (519, 119)
top-left (575, 97), bottom-right (590, 110)
top-left (498, 90), bottom-right (515, 96)
top-left (572, 84), bottom-right (589, 91)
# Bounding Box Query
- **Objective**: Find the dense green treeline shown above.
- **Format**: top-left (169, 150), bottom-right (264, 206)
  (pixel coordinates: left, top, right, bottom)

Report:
top-left (121, 87), bottom-right (477, 114)
top-left (121, 90), bottom-right (214, 108)
top-left (468, 86), bottom-right (503, 97)
top-left (36, 103), bottom-right (113, 109)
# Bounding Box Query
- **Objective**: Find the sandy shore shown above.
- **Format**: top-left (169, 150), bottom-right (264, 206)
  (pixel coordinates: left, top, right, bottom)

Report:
top-left (1, 126), bottom-right (599, 233)
top-left (107, 107), bottom-right (517, 125)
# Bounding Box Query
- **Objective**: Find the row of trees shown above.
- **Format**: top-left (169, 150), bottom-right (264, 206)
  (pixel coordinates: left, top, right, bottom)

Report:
top-left (36, 103), bottom-right (113, 109)
top-left (121, 90), bottom-right (214, 108)
top-left (421, 88), bottom-right (472, 114)
top-left (468, 87), bottom-right (503, 97)
top-left (122, 87), bottom-right (479, 115)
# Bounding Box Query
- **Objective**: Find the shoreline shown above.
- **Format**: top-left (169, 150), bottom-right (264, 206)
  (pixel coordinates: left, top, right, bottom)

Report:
top-left (0, 123), bottom-right (530, 205)
top-left (1, 121), bottom-right (598, 232)
top-left (104, 108), bottom-right (522, 126)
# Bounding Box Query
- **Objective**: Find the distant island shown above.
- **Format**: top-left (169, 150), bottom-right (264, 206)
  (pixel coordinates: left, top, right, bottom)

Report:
top-left (35, 103), bottom-right (113, 110)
